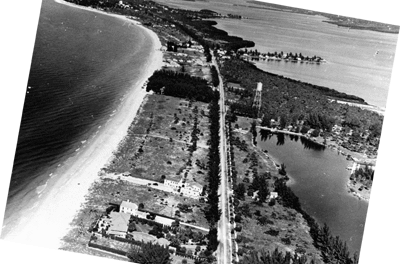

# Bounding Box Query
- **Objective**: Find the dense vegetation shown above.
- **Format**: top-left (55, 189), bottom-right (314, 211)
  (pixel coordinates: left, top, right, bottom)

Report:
top-left (127, 241), bottom-right (171, 264)
top-left (210, 65), bottom-right (220, 87)
top-left (178, 20), bottom-right (255, 51)
top-left (146, 70), bottom-right (214, 103)
top-left (274, 179), bottom-right (359, 264)
top-left (239, 49), bottom-right (325, 63)
top-left (66, 0), bottom-right (255, 51)
top-left (240, 248), bottom-right (311, 264)
top-left (352, 165), bottom-right (374, 182)
top-left (203, 91), bottom-right (222, 254)
top-left (221, 58), bottom-right (383, 152)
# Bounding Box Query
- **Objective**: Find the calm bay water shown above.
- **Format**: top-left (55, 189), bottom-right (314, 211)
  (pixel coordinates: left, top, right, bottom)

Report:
top-left (158, 0), bottom-right (398, 108)
top-left (258, 130), bottom-right (368, 254)
top-left (5, 0), bottom-right (153, 219)
top-left (156, 0), bottom-right (391, 252)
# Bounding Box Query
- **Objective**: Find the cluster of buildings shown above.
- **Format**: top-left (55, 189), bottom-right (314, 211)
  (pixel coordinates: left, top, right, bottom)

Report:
top-left (97, 200), bottom-right (173, 239)
top-left (164, 178), bottom-right (203, 198)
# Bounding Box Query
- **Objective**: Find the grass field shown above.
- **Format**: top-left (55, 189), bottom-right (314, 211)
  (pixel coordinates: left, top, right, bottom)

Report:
top-left (106, 94), bottom-right (210, 187)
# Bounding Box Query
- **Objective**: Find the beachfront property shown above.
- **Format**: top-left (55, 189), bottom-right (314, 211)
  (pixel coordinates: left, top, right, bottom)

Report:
top-left (164, 178), bottom-right (203, 197)
top-left (97, 211), bottom-right (131, 237)
top-left (119, 200), bottom-right (148, 219)
top-left (120, 200), bottom-right (138, 215)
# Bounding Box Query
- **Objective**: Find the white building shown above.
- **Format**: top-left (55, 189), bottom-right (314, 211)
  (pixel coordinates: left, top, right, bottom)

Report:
top-left (120, 200), bottom-right (138, 215)
top-left (269, 192), bottom-right (278, 199)
top-left (164, 179), bottom-right (184, 189)
top-left (164, 178), bottom-right (203, 197)
top-left (181, 182), bottom-right (203, 197)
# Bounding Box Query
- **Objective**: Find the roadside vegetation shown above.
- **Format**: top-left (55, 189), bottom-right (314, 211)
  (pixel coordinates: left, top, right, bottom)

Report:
top-left (222, 58), bottom-right (382, 158)
top-left (227, 117), bottom-right (359, 264)
top-left (63, 1), bottom-right (374, 263)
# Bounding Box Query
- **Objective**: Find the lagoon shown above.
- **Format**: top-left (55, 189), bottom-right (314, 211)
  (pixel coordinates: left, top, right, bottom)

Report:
top-left (257, 130), bottom-right (369, 254)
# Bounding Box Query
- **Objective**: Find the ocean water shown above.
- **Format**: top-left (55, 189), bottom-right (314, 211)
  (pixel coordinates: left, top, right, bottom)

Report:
top-left (4, 0), bottom-right (154, 225)
top-left (157, 0), bottom-right (398, 108)
top-left (257, 131), bottom-right (368, 254)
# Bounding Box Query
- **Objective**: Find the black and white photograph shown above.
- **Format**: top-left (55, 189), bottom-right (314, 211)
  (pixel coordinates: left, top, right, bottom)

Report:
top-left (0, 1), bottom-right (399, 264)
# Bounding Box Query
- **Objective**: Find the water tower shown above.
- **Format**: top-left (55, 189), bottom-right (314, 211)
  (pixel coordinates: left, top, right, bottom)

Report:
top-left (253, 82), bottom-right (262, 117)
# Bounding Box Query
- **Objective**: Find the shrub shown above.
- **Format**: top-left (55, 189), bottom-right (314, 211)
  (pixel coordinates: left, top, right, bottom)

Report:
top-left (281, 237), bottom-right (291, 245)
top-left (265, 229), bottom-right (279, 236)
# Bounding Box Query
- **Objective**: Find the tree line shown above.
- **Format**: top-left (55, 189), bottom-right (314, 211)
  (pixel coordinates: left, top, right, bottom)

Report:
top-left (274, 178), bottom-right (359, 264)
top-left (203, 90), bottom-right (221, 255)
top-left (239, 248), bottom-right (311, 264)
top-left (210, 65), bottom-right (220, 87)
top-left (146, 70), bottom-right (214, 103)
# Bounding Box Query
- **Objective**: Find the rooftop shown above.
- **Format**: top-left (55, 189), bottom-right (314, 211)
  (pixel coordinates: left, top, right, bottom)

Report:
top-left (226, 82), bottom-right (242, 89)
top-left (109, 211), bottom-right (131, 233)
top-left (121, 200), bottom-right (138, 210)
top-left (186, 182), bottom-right (203, 189)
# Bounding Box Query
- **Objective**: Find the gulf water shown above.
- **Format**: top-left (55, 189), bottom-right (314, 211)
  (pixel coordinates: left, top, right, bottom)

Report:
top-left (3, 0), bottom-right (154, 231)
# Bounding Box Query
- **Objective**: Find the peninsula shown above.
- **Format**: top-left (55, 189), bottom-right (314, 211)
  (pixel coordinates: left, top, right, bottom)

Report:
top-left (5, 1), bottom-right (384, 264)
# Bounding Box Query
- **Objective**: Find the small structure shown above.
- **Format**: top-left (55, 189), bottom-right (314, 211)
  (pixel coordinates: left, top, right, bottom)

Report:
top-left (226, 82), bottom-right (244, 91)
top-left (269, 192), bottom-right (278, 199)
top-left (164, 178), bottom-right (203, 197)
top-left (181, 182), bottom-right (203, 197)
top-left (120, 200), bottom-right (138, 215)
top-left (164, 179), bottom-right (183, 189)
top-left (252, 190), bottom-right (259, 200)
top-left (156, 238), bottom-right (170, 247)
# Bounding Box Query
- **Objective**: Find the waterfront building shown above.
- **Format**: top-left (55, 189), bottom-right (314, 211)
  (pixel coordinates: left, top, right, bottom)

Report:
top-left (108, 211), bottom-right (131, 237)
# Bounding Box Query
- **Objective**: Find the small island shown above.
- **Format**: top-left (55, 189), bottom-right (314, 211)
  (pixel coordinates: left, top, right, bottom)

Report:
top-left (238, 49), bottom-right (326, 64)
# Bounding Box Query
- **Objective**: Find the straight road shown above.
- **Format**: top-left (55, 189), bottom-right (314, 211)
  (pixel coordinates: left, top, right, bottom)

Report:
top-left (212, 54), bottom-right (232, 264)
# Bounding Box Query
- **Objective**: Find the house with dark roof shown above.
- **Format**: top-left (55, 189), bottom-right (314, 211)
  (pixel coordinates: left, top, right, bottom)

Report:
top-left (226, 82), bottom-right (244, 91)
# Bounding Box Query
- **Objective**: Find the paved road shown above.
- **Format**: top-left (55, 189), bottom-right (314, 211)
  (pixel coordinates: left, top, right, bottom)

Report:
top-left (212, 55), bottom-right (232, 264)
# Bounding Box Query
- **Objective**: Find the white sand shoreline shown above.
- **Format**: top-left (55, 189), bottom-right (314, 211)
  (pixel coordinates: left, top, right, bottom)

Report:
top-left (1, 0), bottom-right (163, 249)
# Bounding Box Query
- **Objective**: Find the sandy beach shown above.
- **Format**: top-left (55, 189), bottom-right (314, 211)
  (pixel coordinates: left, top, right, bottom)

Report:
top-left (1, 0), bottom-right (163, 249)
